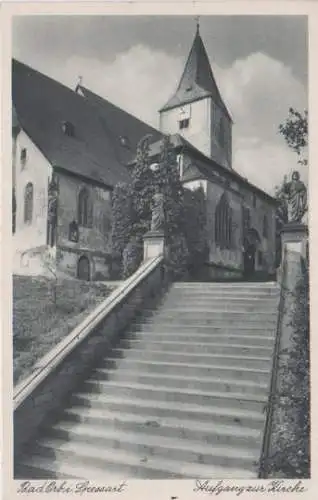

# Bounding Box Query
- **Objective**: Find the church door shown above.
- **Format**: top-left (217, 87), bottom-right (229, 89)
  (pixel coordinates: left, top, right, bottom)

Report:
top-left (243, 243), bottom-right (256, 279)
top-left (78, 256), bottom-right (90, 281)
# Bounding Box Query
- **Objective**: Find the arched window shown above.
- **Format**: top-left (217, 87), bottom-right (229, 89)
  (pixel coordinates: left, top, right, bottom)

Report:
top-left (24, 182), bottom-right (33, 223)
top-left (78, 187), bottom-right (92, 227)
top-left (215, 193), bottom-right (233, 249)
top-left (263, 214), bottom-right (268, 238)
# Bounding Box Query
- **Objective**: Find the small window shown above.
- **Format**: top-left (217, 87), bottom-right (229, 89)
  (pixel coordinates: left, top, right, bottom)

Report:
top-left (119, 136), bottom-right (130, 149)
top-left (179, 118), bottom-right (190, 130)
top-left (20, 148), bottom-right (27, 167)
top-left (62, 121), bottom-right (75, 137)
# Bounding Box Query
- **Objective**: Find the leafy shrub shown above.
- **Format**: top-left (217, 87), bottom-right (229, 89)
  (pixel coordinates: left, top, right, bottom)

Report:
top-left (110, 183), bottom-right (134, 277)
top-left (266, 264), bottom-right (310, 478)
top-left (122, 236), bottom-right (143, 279)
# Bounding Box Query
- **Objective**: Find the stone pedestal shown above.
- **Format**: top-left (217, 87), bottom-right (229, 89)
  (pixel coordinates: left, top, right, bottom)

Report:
top-left (143, 230), bottom-right (165, 261)
top-left (281, 222), bottom-right (308, 257)
top-left (279, 223), bottom-right (308, 283)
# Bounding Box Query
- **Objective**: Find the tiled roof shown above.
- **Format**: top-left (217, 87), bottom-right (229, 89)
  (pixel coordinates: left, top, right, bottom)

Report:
top-left (160, 27), bottom-right (232, 121)
top-left (144, 133), bottom-right (276, 204)
top-left (12, 59), bottom-right (135, 187)
top-left (77, 85), bottom-right (163, 165)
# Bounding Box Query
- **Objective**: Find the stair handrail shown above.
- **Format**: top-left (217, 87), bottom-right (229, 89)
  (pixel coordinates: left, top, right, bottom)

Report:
top-left (14, 254), bottom-right (163, 410)
top-left (258, 250), bottom-right (288, 478)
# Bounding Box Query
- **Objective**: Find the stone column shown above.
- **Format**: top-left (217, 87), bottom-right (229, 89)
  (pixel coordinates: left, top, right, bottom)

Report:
top-left (143, 230), bottom-right (165, 261)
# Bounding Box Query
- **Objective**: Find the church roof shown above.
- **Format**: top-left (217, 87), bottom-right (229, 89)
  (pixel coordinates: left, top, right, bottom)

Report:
top-left (12, 59), bottom-right (136, 188)
top-left (143, 133), bottom-right (276, 204)
top-left (77, 85), bottom-right (163, 165)
top-left (160, 27), bottom-right (232, 121)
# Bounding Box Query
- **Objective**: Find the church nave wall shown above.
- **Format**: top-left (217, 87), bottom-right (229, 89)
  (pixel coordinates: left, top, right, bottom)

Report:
top-left (13, 130), bottom-right (51, 253)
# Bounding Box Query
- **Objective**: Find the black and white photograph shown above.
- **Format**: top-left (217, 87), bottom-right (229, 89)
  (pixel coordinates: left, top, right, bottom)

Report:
top-left (9, 11), bottom-right (310, 484)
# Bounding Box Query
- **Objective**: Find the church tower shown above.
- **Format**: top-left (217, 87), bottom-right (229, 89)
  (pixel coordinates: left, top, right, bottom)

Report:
top-left (159, 24), bottom-right (233, 170)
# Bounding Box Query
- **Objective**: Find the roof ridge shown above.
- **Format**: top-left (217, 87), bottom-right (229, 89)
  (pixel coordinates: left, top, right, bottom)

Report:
top-left (78, 84), bottom-right (162, 136)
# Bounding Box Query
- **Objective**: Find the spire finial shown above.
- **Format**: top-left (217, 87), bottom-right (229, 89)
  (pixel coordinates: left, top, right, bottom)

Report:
top-left (195, 16), bottom-right (200, 34)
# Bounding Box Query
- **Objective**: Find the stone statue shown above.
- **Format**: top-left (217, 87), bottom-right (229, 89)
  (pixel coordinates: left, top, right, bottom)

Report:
top-left (151, 187), bottom-right (165, 232)
top-left (47, 175), bottom-right (59, 246)
top-left (283, 171), bottom-right (307, 223)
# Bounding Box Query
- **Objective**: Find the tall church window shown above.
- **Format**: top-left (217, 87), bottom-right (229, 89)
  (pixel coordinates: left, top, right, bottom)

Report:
top-left (78, 187), bottom-right (93, 227)
top-left (263, 214), bottom-right (269, 238)
top-left (242, 206), bottom-right (251, 231)
top-left (215, 193), bottom-right (233, 249)
top-left (24, 182), bottom-right (33, 224)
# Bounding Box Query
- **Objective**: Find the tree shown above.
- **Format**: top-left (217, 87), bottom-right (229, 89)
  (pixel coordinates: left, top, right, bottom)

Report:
top-left (131, 134), bottom-right (155, 236)
top-left (279, 108), bottom-right (308, 166)
top-left (110, 182), bottom-right (134, 277)
top-left (154, 135), bottom-right (188, 278)
top-left (110, 135), bottom-right (155, 278)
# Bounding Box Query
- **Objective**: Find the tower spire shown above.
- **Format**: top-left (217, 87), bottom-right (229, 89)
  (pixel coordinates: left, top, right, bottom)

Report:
top-left (195, 15), bottom-right (200, 34)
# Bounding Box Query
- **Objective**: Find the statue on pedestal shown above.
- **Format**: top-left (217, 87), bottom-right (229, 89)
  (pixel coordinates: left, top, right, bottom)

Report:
top-left (151, 186), bottom-right (165, 232)
top-left (282, 171), bottom-right (307, 223)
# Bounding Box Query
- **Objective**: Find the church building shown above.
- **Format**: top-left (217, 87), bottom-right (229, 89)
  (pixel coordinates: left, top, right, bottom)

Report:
top-left (12, 26), bottom-right (277, 280)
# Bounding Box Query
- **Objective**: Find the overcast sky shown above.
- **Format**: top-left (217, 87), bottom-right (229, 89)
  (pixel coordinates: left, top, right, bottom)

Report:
top-left (12, 15), bottom-right (308, 194)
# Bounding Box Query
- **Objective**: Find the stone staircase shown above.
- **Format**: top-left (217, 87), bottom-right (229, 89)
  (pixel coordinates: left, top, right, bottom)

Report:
top-left (15, 281), bottom-right (280, 479)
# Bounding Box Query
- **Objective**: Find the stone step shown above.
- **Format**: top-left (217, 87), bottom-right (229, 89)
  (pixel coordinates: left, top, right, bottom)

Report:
top-left (14, 456), bottom-right (126, 480)
top-left (125, 331), bottom-right (275, 347)
top-left (157, 302), bottom-right (279, 313)
top-left (44, 423), bottom-right (260, 470)
top-left (172, 281), bottom-right (277, 286)
top-left (131, 323), bottom-right (277, 335)
top-left (134, 318), bottom-right (277, 329)
top-left (102, 358), bottom-right (271, 385)
top-left (163, 295), bottom-right (278, 303)
top-left (111, 348), bottom-right (273, 370)
top-left (62, 406), bottom-right (262, 450)
top-left (82, 380), bottom-right (267, 413)
top-left (119, 338), bottom-right (273, 358)
top-left (143, 310), bottom-right (278, 321)
top-left (16, 441), bottom-right (257, 479)
top-left (91, 368), bottom-right (269, 396)
top-left (167, 290), bottom-right (280, 299)
top-left (70, 393), bottom-right (266, 430)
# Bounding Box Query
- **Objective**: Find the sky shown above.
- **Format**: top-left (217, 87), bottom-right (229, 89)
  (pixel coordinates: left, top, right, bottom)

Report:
top-left (12, 15), bottom-right (308, 194)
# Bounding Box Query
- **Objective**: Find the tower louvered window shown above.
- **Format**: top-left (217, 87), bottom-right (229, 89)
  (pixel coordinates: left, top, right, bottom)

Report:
top-left (215, 193), bottom-right (233, 249)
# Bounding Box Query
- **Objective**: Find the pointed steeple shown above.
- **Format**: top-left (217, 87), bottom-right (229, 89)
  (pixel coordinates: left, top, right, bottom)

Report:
top-left (160, 27), bottom-right (231, 121)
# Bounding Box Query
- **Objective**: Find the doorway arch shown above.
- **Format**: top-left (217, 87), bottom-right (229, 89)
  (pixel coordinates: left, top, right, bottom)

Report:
top-left (77, 255), bottom-right (90, 281)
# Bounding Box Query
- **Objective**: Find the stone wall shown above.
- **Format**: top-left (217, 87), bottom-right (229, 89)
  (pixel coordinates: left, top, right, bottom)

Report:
top-left (12, 130), bottom-right (51, 254)
top-left (14, 255), bottom-right (165, 459)
top-left (241, 187), bottom-right (276, 275)
top-left (56, 171), bottom-right (112, 280)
